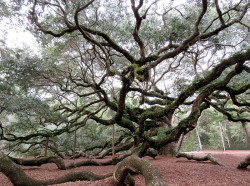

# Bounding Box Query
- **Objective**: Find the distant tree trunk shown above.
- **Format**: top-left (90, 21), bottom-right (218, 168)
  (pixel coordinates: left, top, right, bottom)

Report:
top-left (195, 125), bottom-right (202, 151)
top-left (223, 122), bottom-right (231, 148)
top-left (219, 122), bottom-right (225, 151)
top-left (44, 137), bottom-right (49, 157)
top-left (177, 132), bottom-right (184, 152)
top-left (112, 124), bottom-right (115, 158)
top-left (241, 122), bottom-right (249, 146)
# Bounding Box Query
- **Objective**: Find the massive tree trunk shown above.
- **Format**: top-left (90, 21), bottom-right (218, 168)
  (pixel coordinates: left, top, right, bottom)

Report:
top-left (159, 142), bottom-right (178, 156)
top-left (0, 151), bottom-right (112, 185)
top-left (237, 154), bottom-right (250, 169)
top-left (9, 155), bottom-right (66, 170)
top-left (113, 155), bottom-right (168, 186)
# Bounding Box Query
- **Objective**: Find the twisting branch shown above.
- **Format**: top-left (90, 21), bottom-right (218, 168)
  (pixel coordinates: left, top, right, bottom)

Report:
top-left (113, 155), bottom-right (168, 186)
top-left (0, 151), bottom-right (112, 186)
top-left (215, 0), bottom-right (225, 26)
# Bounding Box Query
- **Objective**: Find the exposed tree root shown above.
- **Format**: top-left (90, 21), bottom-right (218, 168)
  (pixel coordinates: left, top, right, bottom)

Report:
top-left (113, 155), bottom-right (168, 186)
top-left (0, 151), bottom-right (112, 185)
top-left (9, 155), bottom-right (67, 170)
top-left (176, 152), bottom-right (223, 166)
top-left (237, 154), bottom-right (250, 169)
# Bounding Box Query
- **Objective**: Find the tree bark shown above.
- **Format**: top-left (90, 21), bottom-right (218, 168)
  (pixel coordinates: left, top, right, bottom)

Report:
top-left (113, 155), bottom-right (168, 186)
top-left (159, 142), bottom-right (178, 156)
top-left (0, 151), bottom-right (112, 186)
top-left (73, 126), bottom-right (77, 160)
top-left (45, 137), bottom-right (49, 157)
top-left (237, 154), bottom-right (250, 169)
top-left (9, 155), bottom-right (67, 170)
top-left (176, 152), bottom-right (223, 166)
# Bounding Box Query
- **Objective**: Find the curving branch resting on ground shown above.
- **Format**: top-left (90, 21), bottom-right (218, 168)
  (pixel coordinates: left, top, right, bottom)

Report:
top-left (237, 154), bottom-right (250, 169)
top-left (10, 153), bottom-right (132, 170)
top-left (0, 151), bottom-right (112, 186)
top-left (176, 152), bottom-right (223, 166)
top-left (113, 155), bottom-right (168, 186)
top-left (67, 153), bottom-right (131, 169)
top-left (9, 155), bottom-right (66, 170)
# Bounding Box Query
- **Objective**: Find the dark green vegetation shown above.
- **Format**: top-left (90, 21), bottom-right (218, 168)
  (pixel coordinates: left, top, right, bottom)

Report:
top-left (0, 0), bottom-right (249, 185)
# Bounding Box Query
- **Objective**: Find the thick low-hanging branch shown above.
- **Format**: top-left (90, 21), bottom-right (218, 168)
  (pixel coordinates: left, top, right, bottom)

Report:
top-left (9, 156), bottom-right (66, 170)
top-left (67, 153), bottom-right (132, 169)
top-left (176, 152), bottom-right (223, 166)
top-left (0, 151), bottom-right (112, 186)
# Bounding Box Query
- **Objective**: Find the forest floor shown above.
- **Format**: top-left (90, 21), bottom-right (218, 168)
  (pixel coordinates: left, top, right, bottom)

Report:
top-left (0, 150), bottom-right (249, 186)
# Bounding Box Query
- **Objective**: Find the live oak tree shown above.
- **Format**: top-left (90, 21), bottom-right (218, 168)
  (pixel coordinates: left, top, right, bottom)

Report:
top-left (0, 0), bottom-right (250, 185)
top-left (1, 0), bottom-right (250, 155)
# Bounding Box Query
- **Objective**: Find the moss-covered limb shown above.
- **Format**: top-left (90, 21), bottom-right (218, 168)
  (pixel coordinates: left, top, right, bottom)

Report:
top-left (173, 49), bottom-right (250, 107)
top-left (129, 87), bottom-right (175, 101)
top-left (144, 98), bottom-right (173, 106)
top-left (132, 50), bottom-right (250, 123)
top-left (67, 153), bottom-right (132, 169)
top-left (209, 102), bottom-right (250, 123)
top-left (237, 154), bottom-right (250, 169)
top-left (0, 151), bottom-right (38, 186)
top-left (9, 155), bottom-right (66, 170)
top-left (0, 151), bottom-right (112, 186)
top-left (176, 152), bottom-right (223, 166)
top-left (113, 155), bottom-right (168, 186)
top-left (139, 108), bottom-right (199, 149)
top-left (2, 115), bottom-right (89, 142)
top-left (221, 85), bottom-right (250, 107)
top-left (243, 65), bottom-right (250, 73)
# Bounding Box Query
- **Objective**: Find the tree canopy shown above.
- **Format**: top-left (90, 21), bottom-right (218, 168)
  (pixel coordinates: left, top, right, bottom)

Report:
top-left (0, 0), bottom-right (249, 156)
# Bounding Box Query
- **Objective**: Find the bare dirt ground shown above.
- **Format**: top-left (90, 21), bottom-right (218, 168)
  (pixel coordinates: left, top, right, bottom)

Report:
top-left (0, 150), bottom-right (249, 186)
